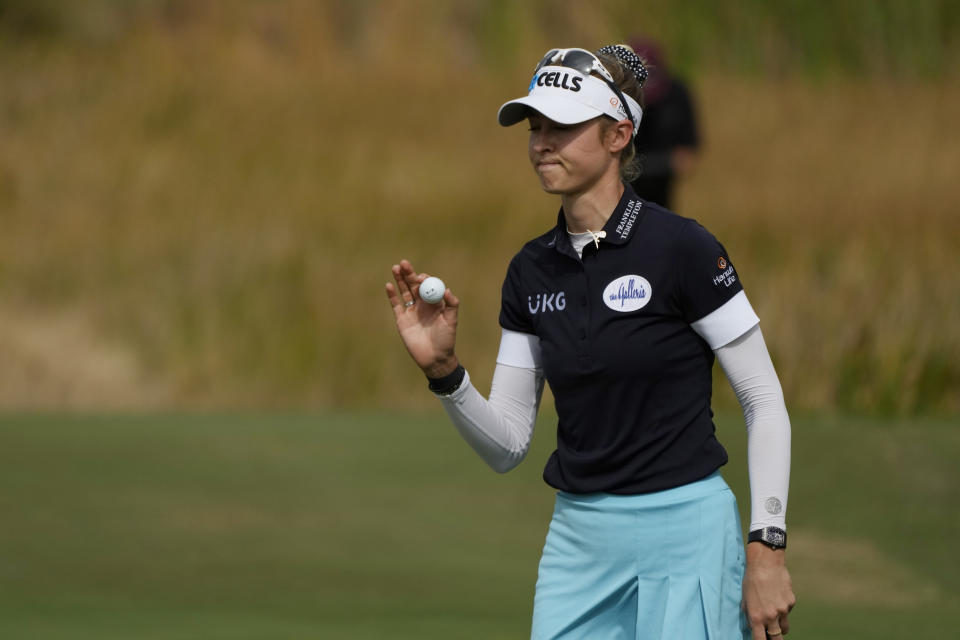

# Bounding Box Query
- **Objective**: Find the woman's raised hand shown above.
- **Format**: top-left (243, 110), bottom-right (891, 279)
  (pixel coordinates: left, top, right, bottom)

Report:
top-left (385, 259), bottom-right (460, 378)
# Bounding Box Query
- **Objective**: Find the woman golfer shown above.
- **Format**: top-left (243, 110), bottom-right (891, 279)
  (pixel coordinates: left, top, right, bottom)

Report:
top-left (386, 45), bottom-right (794, 639)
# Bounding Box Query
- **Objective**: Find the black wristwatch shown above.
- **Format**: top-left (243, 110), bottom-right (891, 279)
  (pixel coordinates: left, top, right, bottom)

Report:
top-left (748, 526), bottom-right (787, 550)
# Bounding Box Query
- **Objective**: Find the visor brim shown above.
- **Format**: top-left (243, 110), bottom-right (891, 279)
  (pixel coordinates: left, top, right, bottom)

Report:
top-left (497, 95), bottom-right (605, 127)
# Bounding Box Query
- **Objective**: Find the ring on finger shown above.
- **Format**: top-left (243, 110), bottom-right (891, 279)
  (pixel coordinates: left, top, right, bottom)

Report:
top-left (403, 300), bottom-right (415, 308)
top-left (767, 629), bottom-right (782, 637)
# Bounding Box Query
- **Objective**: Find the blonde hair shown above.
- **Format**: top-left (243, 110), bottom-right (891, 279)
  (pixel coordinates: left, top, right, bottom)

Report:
top-left (596, 46), bottom-right (645, 182)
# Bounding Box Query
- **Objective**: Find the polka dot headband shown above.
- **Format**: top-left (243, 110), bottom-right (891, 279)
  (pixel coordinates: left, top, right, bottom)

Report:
top-left (597, 44), bottom-right (648, 87)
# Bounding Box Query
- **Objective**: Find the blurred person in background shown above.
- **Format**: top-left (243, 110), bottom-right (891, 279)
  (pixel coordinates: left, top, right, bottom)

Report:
top-left (386, 44), bottom-right (793, 639)
top-left (628, 36), bottom-right (700, 210)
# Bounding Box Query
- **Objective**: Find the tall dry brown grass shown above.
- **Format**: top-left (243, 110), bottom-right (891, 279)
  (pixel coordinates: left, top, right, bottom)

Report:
top-left (0, 2), bottom-right (957, 412)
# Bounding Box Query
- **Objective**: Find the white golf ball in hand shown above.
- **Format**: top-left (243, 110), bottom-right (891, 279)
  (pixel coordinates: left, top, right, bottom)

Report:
top-left (419, 276), bottom-right (446, 304)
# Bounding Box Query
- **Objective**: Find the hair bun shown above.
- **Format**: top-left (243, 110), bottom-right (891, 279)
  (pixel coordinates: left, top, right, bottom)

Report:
top-left (597, 44), bottom-right (648, 87)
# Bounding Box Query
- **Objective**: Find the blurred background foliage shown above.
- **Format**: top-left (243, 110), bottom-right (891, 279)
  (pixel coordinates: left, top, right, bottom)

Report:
top-left (0, 0), bottom-right (958, 413)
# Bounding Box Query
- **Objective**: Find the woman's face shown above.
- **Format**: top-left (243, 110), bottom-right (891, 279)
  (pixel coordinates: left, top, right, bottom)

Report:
top-left (527, 113), bottom-right (618, 196)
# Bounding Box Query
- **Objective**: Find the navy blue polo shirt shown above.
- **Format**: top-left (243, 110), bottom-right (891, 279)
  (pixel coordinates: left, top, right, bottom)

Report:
top-left (499, 185), bottom-right (755, 495)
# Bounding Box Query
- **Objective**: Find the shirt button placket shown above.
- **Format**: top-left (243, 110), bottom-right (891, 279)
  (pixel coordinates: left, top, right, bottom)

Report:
top-left (577, 271), bottom-right (590, 368)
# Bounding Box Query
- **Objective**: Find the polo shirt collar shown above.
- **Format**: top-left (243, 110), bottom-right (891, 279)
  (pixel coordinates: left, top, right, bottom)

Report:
top-left (599, 183), bottom-right (645, 245)
top-left (547, 183), bottom-right (646, 256)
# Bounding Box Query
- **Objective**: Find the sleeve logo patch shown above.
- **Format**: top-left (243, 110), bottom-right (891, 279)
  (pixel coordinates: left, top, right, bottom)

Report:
top-left (602, 275), bottom-right (652, 312)
top-left (713, 259), bottom-right (737, 288)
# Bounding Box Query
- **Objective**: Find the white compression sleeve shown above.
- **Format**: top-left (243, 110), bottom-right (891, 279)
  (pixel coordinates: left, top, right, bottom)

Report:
top-left (435, 335), bottom-right (544, 473)
top-left (715, 324), bottom-right (791, 531)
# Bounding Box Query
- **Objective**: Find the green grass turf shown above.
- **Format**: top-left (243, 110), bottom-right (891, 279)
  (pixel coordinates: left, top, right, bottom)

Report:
top-left (0, 410), bottom-right (956, 638)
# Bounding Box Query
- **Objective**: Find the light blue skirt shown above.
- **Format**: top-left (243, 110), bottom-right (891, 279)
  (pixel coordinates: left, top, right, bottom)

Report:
top-left (531, 472), bottom-right (750, 640)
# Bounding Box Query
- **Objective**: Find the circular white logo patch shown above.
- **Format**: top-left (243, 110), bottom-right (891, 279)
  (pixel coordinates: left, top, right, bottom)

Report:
top-left (602, 275), bottom-right (652, 312)
top-left (765, 497), bottom-right (783, 515)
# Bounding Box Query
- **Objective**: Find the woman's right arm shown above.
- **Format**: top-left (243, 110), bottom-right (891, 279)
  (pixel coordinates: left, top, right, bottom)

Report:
top-left (435, 329), bottom-right (544, 473)
top-left (386, 260), bottom-right (543, 472)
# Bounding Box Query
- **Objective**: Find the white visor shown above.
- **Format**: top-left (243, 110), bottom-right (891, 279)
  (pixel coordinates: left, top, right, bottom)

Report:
top-left (497, 66), bottom-right (643, 135)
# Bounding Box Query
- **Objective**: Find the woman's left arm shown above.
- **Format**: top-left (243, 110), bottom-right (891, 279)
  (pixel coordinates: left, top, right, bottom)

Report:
top-left (715, 325), bottom-right (796, 638)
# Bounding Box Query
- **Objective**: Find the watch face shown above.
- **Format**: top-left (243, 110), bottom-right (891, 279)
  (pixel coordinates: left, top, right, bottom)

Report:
top-left (768, 530), bottom-right (785, 546)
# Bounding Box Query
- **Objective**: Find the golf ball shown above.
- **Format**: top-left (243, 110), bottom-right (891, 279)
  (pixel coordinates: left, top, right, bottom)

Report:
top-left (419, 276), bottom-right (445, 304)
